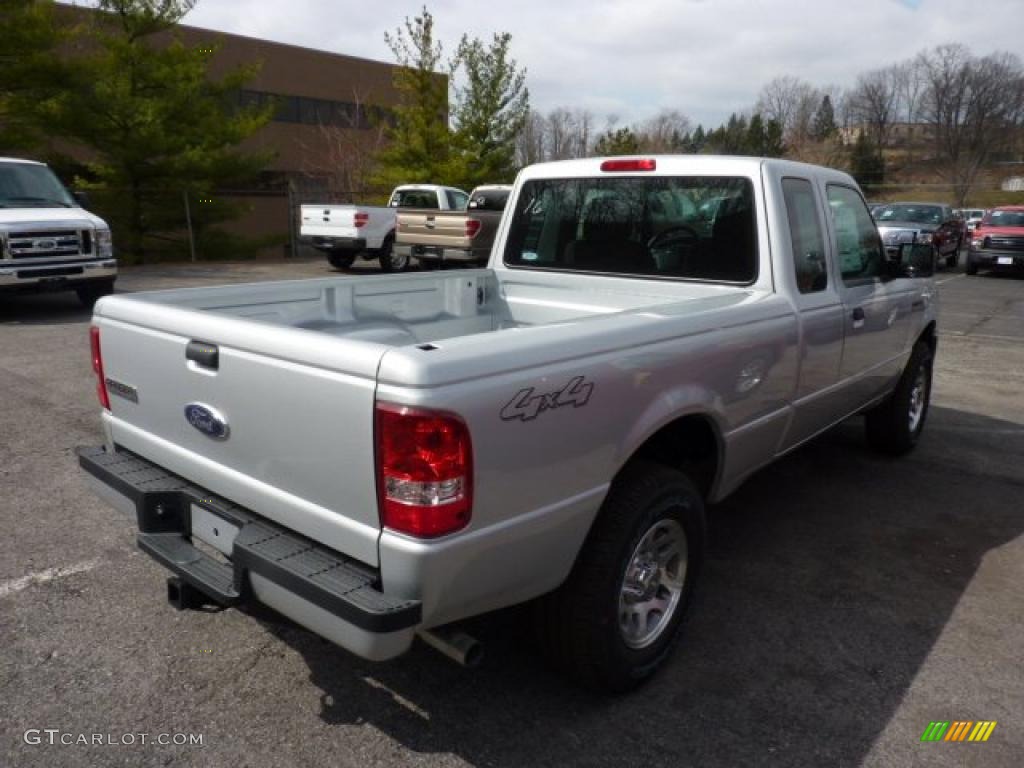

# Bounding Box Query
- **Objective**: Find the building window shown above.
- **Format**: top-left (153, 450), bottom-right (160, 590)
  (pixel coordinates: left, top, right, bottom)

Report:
top-left (236, 89), bottom-right (393, 130)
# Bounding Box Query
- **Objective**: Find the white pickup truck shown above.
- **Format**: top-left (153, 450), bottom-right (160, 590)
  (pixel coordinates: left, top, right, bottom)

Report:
top-left (1, 157), bottom-right (116, 306)
top-left (300, 184), bottom-right (469, 273)
top-left (79, 156), bottom-right (937, 691)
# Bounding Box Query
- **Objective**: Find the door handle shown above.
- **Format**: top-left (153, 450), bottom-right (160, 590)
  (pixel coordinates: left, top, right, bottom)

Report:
top-left (851, 307), bottom-right (865, 329)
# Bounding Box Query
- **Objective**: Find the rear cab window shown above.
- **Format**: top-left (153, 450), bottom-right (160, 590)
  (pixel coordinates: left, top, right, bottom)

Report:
top-left (390, 189), bottom-right (440, 209)
top-left (781, 178), bottom-right (828, 294)
top-left (503, 176), bottom-right (758, 283)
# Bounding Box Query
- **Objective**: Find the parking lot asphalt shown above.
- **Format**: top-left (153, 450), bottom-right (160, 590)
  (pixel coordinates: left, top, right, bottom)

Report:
top-left (1, 257), bottom-right (1022, 767)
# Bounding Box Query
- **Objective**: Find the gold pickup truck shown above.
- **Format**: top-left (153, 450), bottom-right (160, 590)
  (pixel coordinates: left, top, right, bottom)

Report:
top-left (394, 185), bottom-right (511, 269)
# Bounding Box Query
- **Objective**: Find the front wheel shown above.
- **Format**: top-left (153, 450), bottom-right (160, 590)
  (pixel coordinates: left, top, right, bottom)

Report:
top-left (377, 236), bottom-right (407, 273)
top-left (864, 340), bottom-right (933, 455)
top-left (534, 461), bottom-right (706, 692)
top-left (76, 279), bottom-right (115, 308)
top-left (945, 250), bottom-right (958, 269)
top-left (965, 257), bottom-right (978, 276)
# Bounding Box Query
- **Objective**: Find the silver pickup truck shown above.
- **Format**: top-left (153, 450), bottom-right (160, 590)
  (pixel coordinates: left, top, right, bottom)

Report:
top-left (78, 156), bottom-right (937, 691)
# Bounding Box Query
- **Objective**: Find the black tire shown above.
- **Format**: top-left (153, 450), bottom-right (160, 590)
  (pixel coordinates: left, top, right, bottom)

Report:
top-left (965, 257), bottom-right (978, 276)
top-left (864, 340), bottom-right (933, 455)
top-left (76, 279), bottom-right (114, 308)
top-left (945, 251), bottom-right (958, 269)
top-left (326, 252), bottom-right (356, 270)
top-left (534, 461), bottom-right (706, 693)
top-left (418, 258), bottom-right (441, 271)
top-left (377, 236), bottom-right (407, 273)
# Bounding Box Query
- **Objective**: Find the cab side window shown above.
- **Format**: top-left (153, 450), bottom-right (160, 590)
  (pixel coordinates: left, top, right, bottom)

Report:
top-left (782, 178), bottom-right (827, 294)
top-left (827, 184), bottom-right (884, 284)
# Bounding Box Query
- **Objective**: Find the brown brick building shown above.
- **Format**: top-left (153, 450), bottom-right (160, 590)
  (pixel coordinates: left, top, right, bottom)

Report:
top-left (45, 5), bottom-right (435, 257)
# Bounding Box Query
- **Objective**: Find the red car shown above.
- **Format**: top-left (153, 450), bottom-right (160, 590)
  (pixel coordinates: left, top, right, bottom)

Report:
top-left (967, 205), bottom-right (1024, 275)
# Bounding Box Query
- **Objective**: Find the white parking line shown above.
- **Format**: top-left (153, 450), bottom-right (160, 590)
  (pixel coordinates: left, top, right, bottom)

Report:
top-left (0, 559), bottom-right (102, 599)
top-left (936, 273), bottom-right (966, 285)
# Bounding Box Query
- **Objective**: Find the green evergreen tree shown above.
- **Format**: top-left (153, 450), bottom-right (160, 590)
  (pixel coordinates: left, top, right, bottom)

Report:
top-left (450, 32), bottom-right (529, 188)
top-left (0, 0), bottom-right (67, 150)
top-left (811, 94), bottom-right (837, 141)
top-left (374, 7), bottom-right (456, 189)
top-left (850, 131), bottom-right (884, 190)
top-left (594, 126), bottom-right (640, 156)
top-left (41, 0), bottom-right (273, 261)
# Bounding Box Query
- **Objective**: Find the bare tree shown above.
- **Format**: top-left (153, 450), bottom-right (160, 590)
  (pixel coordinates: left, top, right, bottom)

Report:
top-left (298, 90), bottom-right (388, 202)
top-left (573, 108), bottom-right (595, 157)
top-left (546, 108), bottom-right (577, 160)
top-left (756, 75), bottom-right (819, 146)
top-left (636, 109), bottom-right (691, 152)
top-left (918, 44), bottom-right (1024, 204)
top-left (846, 66), bottom-right (901, 150)
top-left (515, 108), bottom-right (546, 167)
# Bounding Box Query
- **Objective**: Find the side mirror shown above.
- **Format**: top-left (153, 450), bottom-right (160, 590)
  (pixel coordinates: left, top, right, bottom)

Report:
top-left (895, 242), bottom-right (934, 278)
top-left (72, 190), bottom-right (91, 209)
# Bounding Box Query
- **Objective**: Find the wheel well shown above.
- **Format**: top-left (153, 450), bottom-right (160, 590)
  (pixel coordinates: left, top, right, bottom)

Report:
top-left (628, 414), bottom-right (720, 500)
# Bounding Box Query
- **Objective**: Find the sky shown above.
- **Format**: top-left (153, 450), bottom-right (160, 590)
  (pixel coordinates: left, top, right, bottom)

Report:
top-left (168, 0), bottom-right (1021, 128)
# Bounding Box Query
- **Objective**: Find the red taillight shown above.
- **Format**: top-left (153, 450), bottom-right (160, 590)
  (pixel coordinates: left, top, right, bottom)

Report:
top-left (375, 403), bottom-right (473, 538)
top-left (354, 212), bottom-right (369, 228)
top-left (600, 158), bottom-right (656, 172)
top-left (89, 326), bottom-right (110, 410)
top-left (464, 219), bottom-right (482, 238)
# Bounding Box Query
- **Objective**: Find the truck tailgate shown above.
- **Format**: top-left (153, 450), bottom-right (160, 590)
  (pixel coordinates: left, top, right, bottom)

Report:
top-left (94, 305), bottom-right (384, 566)
top-left (300, 205), bottom-right (360, 239)
top-left (397, 211), bottom-right (473, 249)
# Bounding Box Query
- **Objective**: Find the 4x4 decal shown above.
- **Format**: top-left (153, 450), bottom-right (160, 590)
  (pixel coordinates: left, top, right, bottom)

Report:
top-left (500, 376), bottom-right (594, 422)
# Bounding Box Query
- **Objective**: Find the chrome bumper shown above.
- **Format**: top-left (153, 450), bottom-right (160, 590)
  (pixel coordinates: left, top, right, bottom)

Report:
top-left (0, 258), bottom-right (117, 288)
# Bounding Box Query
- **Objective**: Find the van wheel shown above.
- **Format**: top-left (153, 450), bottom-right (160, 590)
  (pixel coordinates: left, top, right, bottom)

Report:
top-left (377, 236), bottom-right (407, 273)
top-left (534, 461), bottom-right (705, 692)
top-left (76, 279), bottom-right (114, 308)
top-left (326, 252), bottom-right (356, 270)
top-left (865, 340), bottom-right (933, 455)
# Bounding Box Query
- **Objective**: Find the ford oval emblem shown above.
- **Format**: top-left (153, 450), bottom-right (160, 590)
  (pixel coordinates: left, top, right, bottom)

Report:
top-left (184, 403), bottom-right (230, 440)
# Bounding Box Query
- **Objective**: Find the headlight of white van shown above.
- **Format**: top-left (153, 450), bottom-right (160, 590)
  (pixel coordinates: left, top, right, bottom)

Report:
top-left (95, 228), bottom-right (113, 258)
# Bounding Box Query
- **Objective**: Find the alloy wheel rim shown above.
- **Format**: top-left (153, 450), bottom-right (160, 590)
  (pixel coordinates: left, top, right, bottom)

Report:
top-left (908, 366), bottom-right (928, 433)
top-left (618, 517), bottom-right (688, 649)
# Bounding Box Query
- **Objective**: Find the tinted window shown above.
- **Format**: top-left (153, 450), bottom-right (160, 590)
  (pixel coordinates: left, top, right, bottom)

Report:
top-left (875, 204), bottom-right (944, 225)
top-left (0, 163), bottom-right (74, 208)
top-left (504, 176), bottom-right (757, 282)
top-left (827, 185), bottom-right (885, 284)
top-left (389, 189), bottom-right (440, 209)
top-left (782, 178), bottom-right (827, 294)
top-left (986, 209), bottom-right (1024, 227)
top-left (446, 190), bottom-right (469, 210)
top-left (468, 189), bottom-right (511, 211)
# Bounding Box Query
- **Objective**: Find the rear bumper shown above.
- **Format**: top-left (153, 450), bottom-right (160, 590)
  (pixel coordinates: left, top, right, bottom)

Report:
top-left (310, 236), bottom-right (365, 252)
top-left (0, 258), bottom-right (117, 291)
top-left (77, 445), bottom-right (421, 660)
top-left (395, 244), bottom-right (488, 265)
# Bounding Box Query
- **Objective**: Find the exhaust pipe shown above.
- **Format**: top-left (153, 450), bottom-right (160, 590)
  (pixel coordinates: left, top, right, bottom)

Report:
top-left (418, 626), bottom-right (483, 667)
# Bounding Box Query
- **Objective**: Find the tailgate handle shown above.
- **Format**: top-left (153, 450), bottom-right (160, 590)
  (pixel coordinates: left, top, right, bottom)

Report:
top-left (186, 340), bottom-right (219, 370)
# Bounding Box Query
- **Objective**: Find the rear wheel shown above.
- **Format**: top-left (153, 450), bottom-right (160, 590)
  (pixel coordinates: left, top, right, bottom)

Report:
top-left (945, 249), bottom-right (958, 269)
top-left (865, 340), bottom-right (933, 455)
top-left (377, 236), bottom-right (407, 273)
top-left (534, 461), bottom-right (705, 692)
top-left (326, 252), bottom-right (356, 270)
top-left (76, 279), bottom-right (114, 308)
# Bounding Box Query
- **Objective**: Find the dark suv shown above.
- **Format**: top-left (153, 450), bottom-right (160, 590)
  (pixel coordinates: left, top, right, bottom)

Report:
top-left (873, 202), bottom-right (964, 269)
